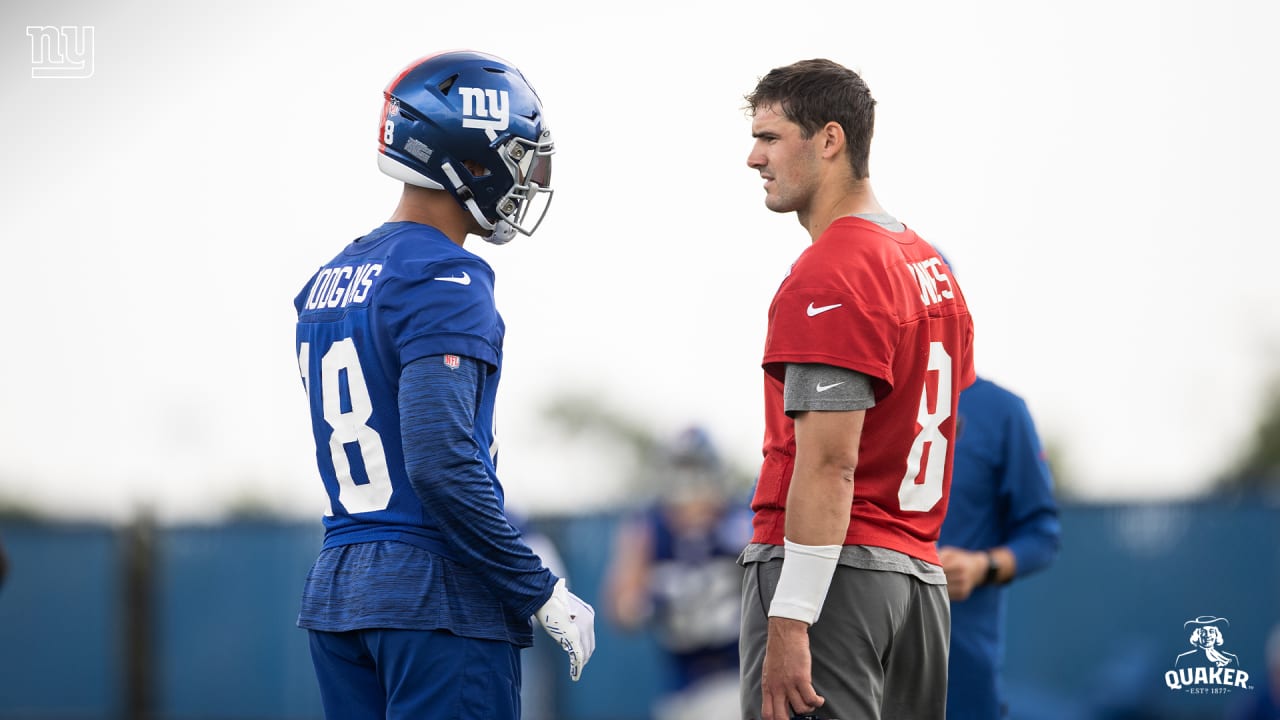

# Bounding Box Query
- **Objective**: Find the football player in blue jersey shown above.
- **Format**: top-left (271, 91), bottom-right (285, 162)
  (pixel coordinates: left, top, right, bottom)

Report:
top-left (293, 50), bottom-right (594, 720)
top-left (605, 426), bottom-right (751, 720)
top-left (937, 374), bottom-right (1061, 719)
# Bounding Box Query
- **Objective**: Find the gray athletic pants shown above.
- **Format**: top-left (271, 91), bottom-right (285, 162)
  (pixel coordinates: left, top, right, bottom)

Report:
top-left (740, 558), bottom-right (950, 719)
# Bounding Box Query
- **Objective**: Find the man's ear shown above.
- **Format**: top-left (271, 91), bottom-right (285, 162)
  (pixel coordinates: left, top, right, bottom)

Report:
top-left (820, 121), bottom-right (846, 160)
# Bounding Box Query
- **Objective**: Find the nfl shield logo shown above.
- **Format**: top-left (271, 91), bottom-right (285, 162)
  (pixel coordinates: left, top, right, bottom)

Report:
top-left (443, 354), bottom-right (460, 369)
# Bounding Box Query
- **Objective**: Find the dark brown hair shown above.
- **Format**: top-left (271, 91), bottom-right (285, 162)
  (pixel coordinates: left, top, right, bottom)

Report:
top-left (746, 59), bottom-right (877, 180)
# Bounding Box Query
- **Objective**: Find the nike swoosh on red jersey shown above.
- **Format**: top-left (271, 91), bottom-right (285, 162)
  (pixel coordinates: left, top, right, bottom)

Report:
top-left (806, 302), bottom-right (841, 317)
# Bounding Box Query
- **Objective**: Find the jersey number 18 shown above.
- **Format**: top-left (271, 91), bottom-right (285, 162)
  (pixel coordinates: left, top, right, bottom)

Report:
top-left (298, 339), bottom-right (394, 514)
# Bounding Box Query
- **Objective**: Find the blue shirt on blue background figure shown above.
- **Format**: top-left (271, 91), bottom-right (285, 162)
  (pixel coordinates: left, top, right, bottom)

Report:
top-left (938, 376), bottom-right (1062, 719)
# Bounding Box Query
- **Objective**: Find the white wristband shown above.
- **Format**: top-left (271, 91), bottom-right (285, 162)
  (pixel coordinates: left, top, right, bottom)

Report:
top-left (768, 538), bottom-right (842, 625)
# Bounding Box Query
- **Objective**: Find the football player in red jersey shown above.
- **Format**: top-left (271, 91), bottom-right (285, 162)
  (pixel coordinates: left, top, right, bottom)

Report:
top-left (737, 58), bottom-right (976, 720)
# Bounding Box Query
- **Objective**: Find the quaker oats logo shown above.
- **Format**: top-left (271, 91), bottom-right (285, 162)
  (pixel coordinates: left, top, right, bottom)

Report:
top-left (1164, 616), bottom-right (1252, 694)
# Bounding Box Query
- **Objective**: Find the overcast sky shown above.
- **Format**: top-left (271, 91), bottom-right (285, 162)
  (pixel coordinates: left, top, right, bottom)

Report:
top-left (2, 0), bottom-right (1278, 522)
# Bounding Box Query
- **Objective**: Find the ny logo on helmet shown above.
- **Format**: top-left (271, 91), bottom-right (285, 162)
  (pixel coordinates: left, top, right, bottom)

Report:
top-left (458, 87), bottom-right (509, 132)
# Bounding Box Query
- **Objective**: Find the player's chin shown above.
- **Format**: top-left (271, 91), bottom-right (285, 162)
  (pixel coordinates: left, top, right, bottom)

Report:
top-left (763, 195), bottom-right (795, 214)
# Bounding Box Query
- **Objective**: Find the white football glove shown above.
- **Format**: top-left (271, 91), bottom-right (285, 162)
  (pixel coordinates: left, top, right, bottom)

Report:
top-left (535, 577), bottom-right (596, 682)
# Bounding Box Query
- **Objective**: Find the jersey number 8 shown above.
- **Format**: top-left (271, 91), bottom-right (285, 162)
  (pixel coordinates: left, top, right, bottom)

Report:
top-left (897, 341), bottom-right (952, 512)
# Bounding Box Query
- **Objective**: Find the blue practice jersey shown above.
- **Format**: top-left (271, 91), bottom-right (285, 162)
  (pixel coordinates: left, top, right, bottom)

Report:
top-left (295, 221), bottom-right (504, 555)
top-left (645, 499), bottom-right (751, 690)
top-left (939, 376), bottom-right (1061, 719)
top-left (294, 221), bottom-right (552, 645)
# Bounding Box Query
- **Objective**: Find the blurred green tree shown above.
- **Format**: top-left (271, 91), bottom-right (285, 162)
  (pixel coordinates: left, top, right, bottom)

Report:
top-left (1041, 436), bottom-right (1082, 503)
top-left (542, 392), bottom-right (659, 461)
top-left (540, 393), bottom-right (756, 500)
top-left (1217, 371), bottom-right (1280, 497)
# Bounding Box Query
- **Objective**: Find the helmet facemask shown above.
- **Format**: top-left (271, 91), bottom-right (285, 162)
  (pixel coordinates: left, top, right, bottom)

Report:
top-left (452, 130), bottom-right (554, 245)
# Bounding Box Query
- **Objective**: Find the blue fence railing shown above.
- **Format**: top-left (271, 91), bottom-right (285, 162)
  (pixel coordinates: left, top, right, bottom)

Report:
top-left (0, 502), bottom-right (1276, 720)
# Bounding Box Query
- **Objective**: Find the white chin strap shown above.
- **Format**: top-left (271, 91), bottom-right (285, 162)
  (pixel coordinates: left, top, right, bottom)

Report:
top-left (440, 162), bottom-right (518, 245)
top-left (482, 221), bottom-right (516, 245)
top-left (460, 194), bottom-right (515, 244)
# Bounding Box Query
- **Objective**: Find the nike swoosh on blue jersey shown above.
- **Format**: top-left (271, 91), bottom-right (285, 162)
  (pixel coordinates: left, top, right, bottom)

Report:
top-left (433, 272), bottom-right (471, 285)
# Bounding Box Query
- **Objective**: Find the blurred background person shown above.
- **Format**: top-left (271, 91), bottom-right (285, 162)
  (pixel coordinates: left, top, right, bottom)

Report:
top-left (938, 372), bottom-right (1062, 719)
top-left (605, 426), bottom-right (752, 720)
top-left (509, 508), bottom-right (570, 720)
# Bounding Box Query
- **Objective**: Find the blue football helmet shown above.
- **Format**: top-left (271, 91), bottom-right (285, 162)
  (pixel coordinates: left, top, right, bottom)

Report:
top-left (652, 426), bottom-right (730, 504)
top-left (377, 50), bottom-right (554, 244)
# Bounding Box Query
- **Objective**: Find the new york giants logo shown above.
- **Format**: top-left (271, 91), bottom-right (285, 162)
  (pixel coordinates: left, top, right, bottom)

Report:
top-left (458, 87), bottom-right (509, 132)
top-left (27, 25), bottom-right (95, 79)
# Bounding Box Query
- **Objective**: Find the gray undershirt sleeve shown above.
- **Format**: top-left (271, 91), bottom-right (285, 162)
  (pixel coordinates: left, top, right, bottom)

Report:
top-left (784, 363), bottom-right (877, 416)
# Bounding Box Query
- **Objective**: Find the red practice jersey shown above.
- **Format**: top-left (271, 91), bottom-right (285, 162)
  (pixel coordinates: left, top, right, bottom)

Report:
top-left (751, 217), bottom-right (976, 564)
